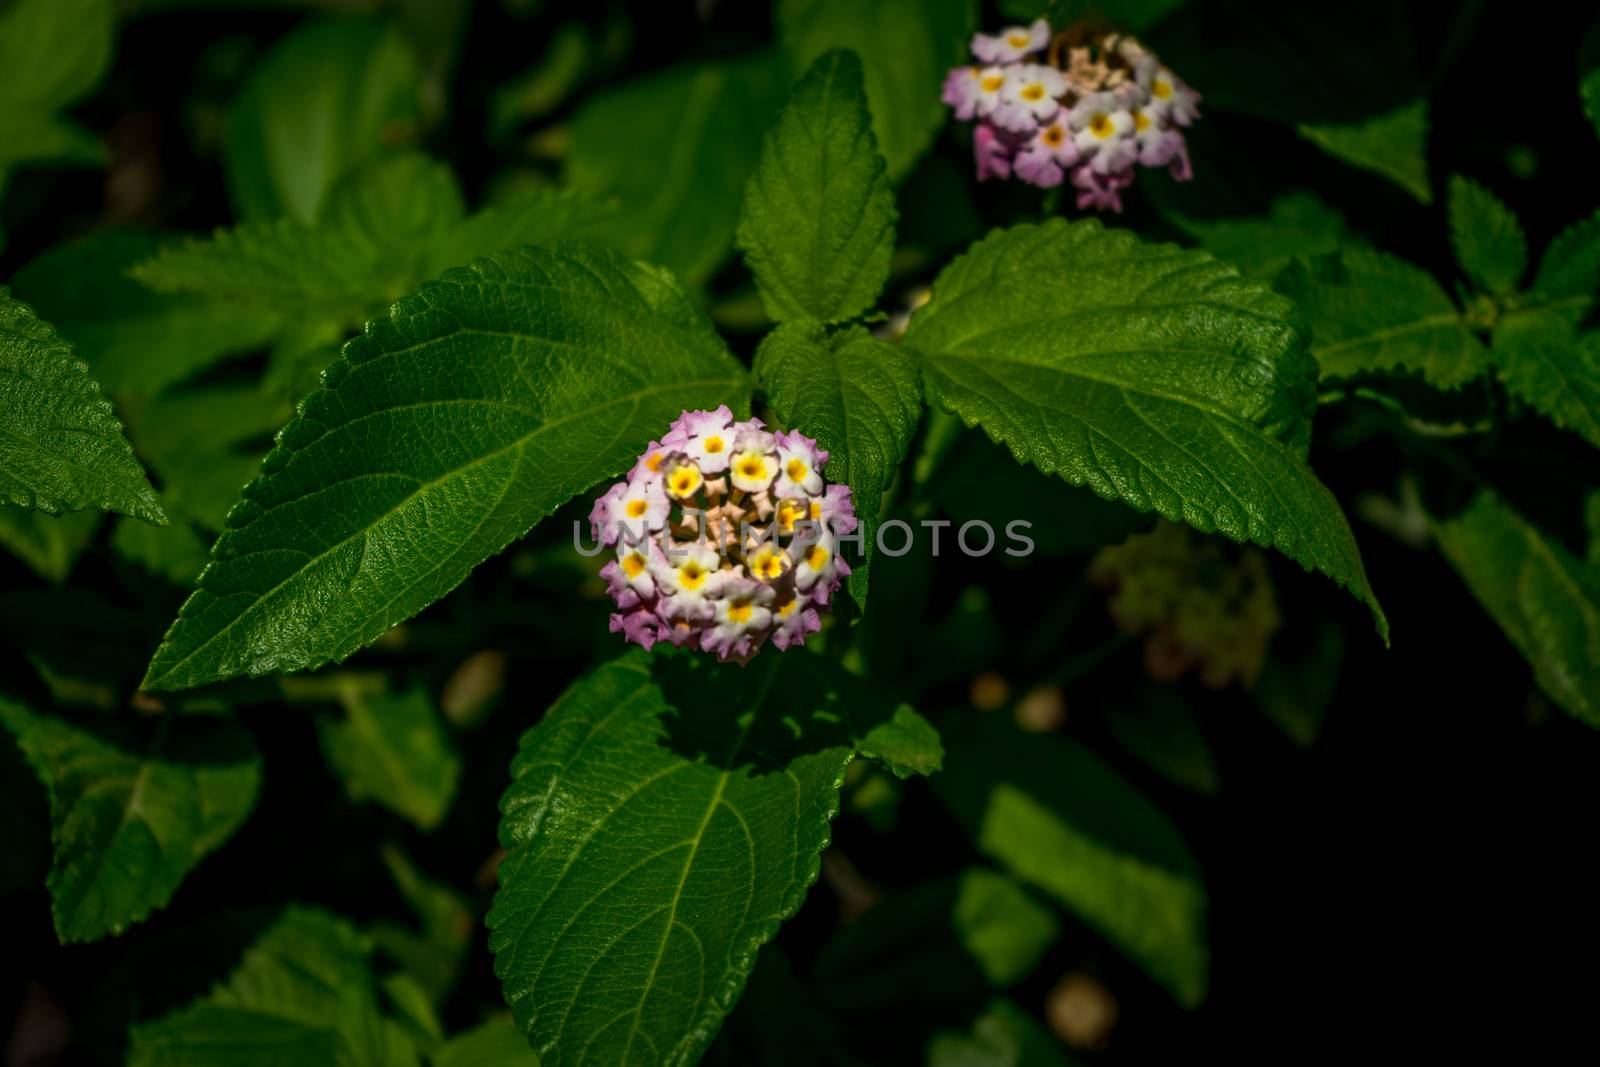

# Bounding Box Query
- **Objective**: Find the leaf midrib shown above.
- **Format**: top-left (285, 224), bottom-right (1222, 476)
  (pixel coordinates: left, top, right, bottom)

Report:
top-left (146, 375), bottom-right (742, 687)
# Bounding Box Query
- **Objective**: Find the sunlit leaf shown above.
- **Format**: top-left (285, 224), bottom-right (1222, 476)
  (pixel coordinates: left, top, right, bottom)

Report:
top-left (142, 245), bottom-right (749, 691)
top-left (737, 49), bottom-right (896, 324)
top-left (905, 220), bottom-right (1386, 639)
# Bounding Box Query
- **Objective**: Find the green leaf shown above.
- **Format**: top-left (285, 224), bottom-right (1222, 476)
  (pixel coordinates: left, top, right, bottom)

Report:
top-left (487, 649), bottom-right (934, 1066)
top-left (1490, 310), bottom-right (1600, 449)
top-left (128, 907), bottom-right (421, 1067)
top-left (928, 999), bottom-right (1081, 1067)
top-left (141, 245), bottom-right (749, 691)
top-left (318, 686), bottom-right (460, 830)
top-left (1274, 248), bottom-right (1492, 389)
top-left (0, 507), bottom-right (99, 582)
top-left (1104, 687), bottom-right (1220, 795)
top-left (777, 0), bottom-right (975, 181)
top-left (904, 220), bottom-right (1386, 639)
top-left (0, 288), bottom-right (167, 524)
top-left (370, 845), bottom-right (474, 1007)
top-left (754, 320), bottom-right (922, 606)
top-left (224, 15), bottom-right (421, 222)
top-left (1431, 491), bottom-right (1600, 728)
top-left (121, 381), bottom-right (289, 532)
top-left (1529, 209), bottom-right (1600, 300)
top-left (1298, 101), bottom-right (1431, 204)
top-left (1171, 191), bottom-right (1354, 280)
top-left (8, 230), bottom-right (281, 399)
top-left (567, 55), bottom-right (788, 286)
top-left (135, 153), bottom-right (619, 326)
top-left (0, 0), bottom-right (113, 187)
top-left (1447, 176), bottom-right (1527, 298)
top-left (112, 515), bottom-right (212, 586)
top-left (432, 1018), bottom-right (537, 1067)
top-left (0, 700), bottom-right (261, 943)
top-left (935, 716), bottom-right (1208, 1006)
top-left (952, 868), bottom-right (1061, 987)
top-left (737, 49), bottom-right (897, 324)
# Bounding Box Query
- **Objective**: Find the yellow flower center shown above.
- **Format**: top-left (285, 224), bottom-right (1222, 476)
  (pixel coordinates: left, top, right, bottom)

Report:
top-left (1020, 84), bottom-right (1045, 103)
top-left (621, 552), bottom-right (646, 578)
top-left (1007, 32), bottom-right (1029, 47)
top-left (981, 74), bottom-right (1005, 93)
top-left (1153, 77), bottom-right (1172, 100)
top-left (679, 560), bottom-right (707, 590)
top-left (1090, 114), bottom-right (1114, 138)
top-left (737, 456), bottom-right (767, 480)
top-left (806, 545), bottom-right (830, 570)
top-left (777, 597), bottom-right (798, 618)
top-left (809, 501), bottom-right (822, 520)
top-left (625, 499), bottom-right (648, 519)
top-left (703, 435), bottom-right (724, 454)
top-left (727, 601), bottom-right (753, 624)
top-left (786, 459), bottom-right (808, 482)
top-left (668, 466), bottom-right (702, 498)
top-left (644, 451), bottom-right (665, 472)
top-left (1134, 110), bottom-right (1151, 132)
top-left (750, 546), bottom-right (788, 580)
top-left (1042, 125), bottom-right (1065, 147)
top-left (777, 499), bottom-right (806, 533)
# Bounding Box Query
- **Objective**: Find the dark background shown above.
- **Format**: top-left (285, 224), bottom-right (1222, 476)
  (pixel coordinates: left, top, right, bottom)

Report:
top-left (5, 0), bottom-right (1599, 1062)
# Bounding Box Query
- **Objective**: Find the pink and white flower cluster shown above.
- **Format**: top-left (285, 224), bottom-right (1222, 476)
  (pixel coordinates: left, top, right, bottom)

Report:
top-left (942, 19), bottom-right (1200, 212)
top-left (589, 406), bottom-right (857, 664)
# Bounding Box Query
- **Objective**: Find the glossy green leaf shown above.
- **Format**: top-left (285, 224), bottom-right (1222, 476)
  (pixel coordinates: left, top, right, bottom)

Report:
top-left (567, 56), bottom-right (787, 286)
top-left (128, 907), bottom-right (420, 1067)
top-left (904, 220), bottom-right (1386, 639)
top-left (928, 999), bottom-right (1080, 1067)
top-left (0, 0), bottom-right (113, 187)
top-left (1447, 176), bottom-right (1527, 298)
top-left (754, 320), bottom-right (921, 606)
top-left (1298, 100), bottom-right (1431, 203)
top-left (1275, 247), bottom-right (1491, 389)
top-left (487, 649), bottom-right (937, 1066)
top-left (224, 15), bottom-right (421, 222)
top-left (0, 699), bottom-right (261, 943)
top-left (777, 0), bottom-right (975, 181)
top-left (1490, 309), bottom-right (1600, 449)
top-left (0, 289), bottom-right (167, 524)
top-left (1432, 491), bottom-right (1600, 728)
top-left (318, 686), bottom-right (460, 830)
top-left (1173, 192), bottom-right (1354, 280)
top-left (737, 49), bottom-right (896, 324)
top-left (935, 716), bottom-right (1208, 1006)
top-left (0, 507), bottom-right (99, 582)
top-left (8, 231), bottom-right (281, 400)
top-left (142, 245), bottom-right (749, 691)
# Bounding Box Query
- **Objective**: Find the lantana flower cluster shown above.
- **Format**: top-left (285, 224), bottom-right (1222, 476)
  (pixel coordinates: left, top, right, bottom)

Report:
top-left (942, 18), bottom-right (1200, 211)
top-left (1089, 522), bottom-right (1279, 689)
top-left (589, 406), bottom-right (857, 664)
